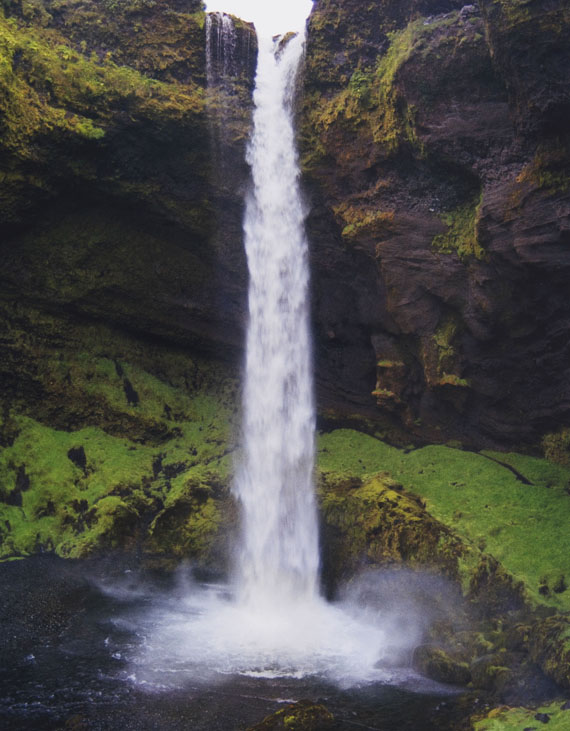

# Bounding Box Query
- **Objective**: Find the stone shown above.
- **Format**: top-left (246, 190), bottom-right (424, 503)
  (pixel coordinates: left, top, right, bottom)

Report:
top-left (412, 645), bottom-right (471, 685)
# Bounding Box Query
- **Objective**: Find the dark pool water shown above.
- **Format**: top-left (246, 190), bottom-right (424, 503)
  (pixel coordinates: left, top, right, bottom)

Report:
top-left (0, 557), bottom-right (478, 730)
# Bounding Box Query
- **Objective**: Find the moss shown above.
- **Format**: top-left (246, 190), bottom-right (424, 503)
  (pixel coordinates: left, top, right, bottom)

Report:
top-left (490, 0), bottom-right (534, 28)
top-left (516, 140), bottom-right (570, 194)
top-left (317, 430), bottom-right (570, 611)
top-left (333, 202), bottom-right (395, 243)
top-left (437, 374), bottom-right (470, 388)
top-left (4, 0), bottom-right (207, 83)
top-left (301, 15), bottom-right (460, 171)
top-left (0, 304), bottom-right (239, 563)
top-left (318, 471), bottom-right (469, 587)
top-left (473, 700), bottom-right (570, 730)
top-left (247, 700), bottom-right (334, 731)
top-left (529, 615), bottom-right (570, 688)
top-left (0, 4), bottom-right (211, 225)
top-left (420, 314), bottom-right (469, 393)
top-left (0, 12), bottom-right (203, 148)
top-left (542, 428), bottom-right (570, 467)
top-left (0, 385), bottom-right (234, 561)
top-left (432, 194), bottom-right (486, 260)
top-left (412, 645), bottom-right (471, 685)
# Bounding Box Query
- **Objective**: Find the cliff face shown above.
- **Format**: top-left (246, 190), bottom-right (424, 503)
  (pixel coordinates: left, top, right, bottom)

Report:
top-left (302, 0), bottom-right (570, 449)
top-left (0, 0), bottom-right (255, 561)
top-left (0, 0), bottom-right (255, 357)
top-left (1, 0), bottom-right (569, 562)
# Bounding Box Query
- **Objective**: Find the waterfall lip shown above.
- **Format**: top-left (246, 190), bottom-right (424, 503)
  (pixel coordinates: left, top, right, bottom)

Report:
top-left (204, 1), bottom-right (313, 38)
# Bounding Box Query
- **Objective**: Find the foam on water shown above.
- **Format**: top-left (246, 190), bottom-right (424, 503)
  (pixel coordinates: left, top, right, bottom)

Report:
top-left (127, 584), bottom-right (406, 688)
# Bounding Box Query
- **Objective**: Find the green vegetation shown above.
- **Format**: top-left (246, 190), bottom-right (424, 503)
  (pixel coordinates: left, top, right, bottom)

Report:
top-left (473, 700), bottom-right (570, 730)
top-left (317, 429), bottom-right (570, 611)
top-left (332, 202), bottom-right (395, 243)
top-left (543, 428), bottom-right (570, 467)
top-left (432, 195), bottom-right (486, 260)
top-left (318, 471), bottom-right (468, 584)
top-left (0, 11), bottom-right (204, 150)
top-left (301, 10), bottom-right (478, 172)
top-left (249, 700), bottom-right (334, 731)
top-left (0, 0), bottom-right (212, 225)
top-left (0, 300), bottom-right (239, 563)
top-left (491, 0), bottom-right (533, 28)
top-left (516, 141), bottom-right (570, 194)
top-left (0, 388), bottom-right (235, 560)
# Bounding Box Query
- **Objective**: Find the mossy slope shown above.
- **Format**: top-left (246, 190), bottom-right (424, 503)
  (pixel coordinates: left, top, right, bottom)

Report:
top-left (317, 429), bottom-right (570, 613)
top-left (0, 305), bottom-right (239, 565)
top-left (473, 700), bottom-right (570, 730)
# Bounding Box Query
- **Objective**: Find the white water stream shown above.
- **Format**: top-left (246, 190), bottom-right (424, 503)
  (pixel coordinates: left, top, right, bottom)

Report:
top-left (128, 10), bottom-right (424, 689)
top-left (235, 31), bottom-right (319, 608)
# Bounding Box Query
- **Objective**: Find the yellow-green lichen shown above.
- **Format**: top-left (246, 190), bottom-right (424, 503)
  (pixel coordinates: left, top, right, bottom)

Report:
top-left (432, 194), bottom-right (485, 260)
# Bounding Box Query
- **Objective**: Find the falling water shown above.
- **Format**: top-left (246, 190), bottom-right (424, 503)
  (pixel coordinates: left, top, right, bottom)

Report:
top-left (234, 32), bottom-right (319, 606)
top-left (127, 14), bottom-right (421, 688)
top-left (205, 12), bottom-right (239, 84)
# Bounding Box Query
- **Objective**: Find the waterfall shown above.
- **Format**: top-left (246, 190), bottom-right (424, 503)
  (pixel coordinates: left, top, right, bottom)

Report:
top-left (205, 12), bottom-right (244, 182)
top-left (206, 12), bottom-right (238, 84)
top-left (234, 32), bottom-right (319, 606)
top-left (131, 11), bottom-right (393, 687)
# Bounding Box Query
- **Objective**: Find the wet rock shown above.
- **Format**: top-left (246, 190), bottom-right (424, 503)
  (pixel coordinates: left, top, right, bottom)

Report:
top-left (247, 700), bottom-right (334, 731)
top-left (470, 654), bottom-right (512, 692)
top-left (529, 616), bottom-right (570, 689)
top-left (302, 0), bottom-right (570, 450)
top-left (123, 379), bottom-right (140, 407)
top-left (412, 645), bottom-right (471, 685)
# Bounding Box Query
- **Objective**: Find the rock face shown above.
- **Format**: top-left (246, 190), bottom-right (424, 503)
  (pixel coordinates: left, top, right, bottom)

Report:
top-left (302, 0), bottom-right (570, 449)
top-left (0, 0), bottom-right (255, 562)
top-left (2, 0), bottom-right (570, 458)
top-left (0, 0), bottom-right (255, 359)
top-left (1, 0), bottom-right (569, 564)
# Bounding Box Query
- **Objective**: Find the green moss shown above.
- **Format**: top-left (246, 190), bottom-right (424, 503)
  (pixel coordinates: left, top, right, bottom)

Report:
top-left (542, 428), bottom-right (570, 467)
top-left (491, 0), bottom-right (533, 28)
top-left (248, 700), bottom-right (334, 730)
top-left (516, 141), bottom-right (570, 194)
top-left (434, 316), bottom-right (459, 366)
top-left (413, 645), bottom-right (471, 685)
top-left (317, 430), bottom-right (570, 610)
top-left (301, 15), bottom-right (459, 169)
top-left (376, 360), bottom-right (405, 368)
top-left (473, 700), bottom-right (570, 730)
top-left (432, 194), bottom-right (485, 260)
top-left (0, 10), bottom-right (204, 157)
top-left (0, 383), bottom-right (234, 560)
top-left (0, 307), bottom-right (238, 563)
top-left (333, 202), bottom-right (395, 243)
top-left (529, 615), bottom-right (570, 688)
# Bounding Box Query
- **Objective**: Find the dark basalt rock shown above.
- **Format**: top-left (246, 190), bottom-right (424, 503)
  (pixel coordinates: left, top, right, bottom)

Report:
top-left (412, 645), bottom-right (471, 685)
top-left (67, 446), bottom-right (87, 474)
top-left (302, 0), bottom-right (570, 449)
top-left (247, 700), bottom-right (334, 731)
top-left (534, 713), bottom-right (551, 724)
